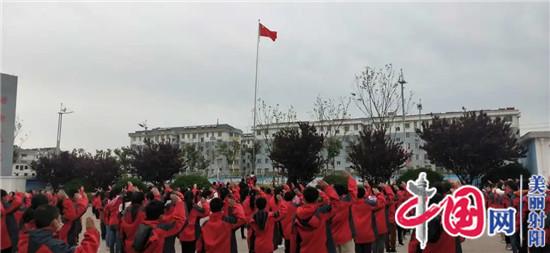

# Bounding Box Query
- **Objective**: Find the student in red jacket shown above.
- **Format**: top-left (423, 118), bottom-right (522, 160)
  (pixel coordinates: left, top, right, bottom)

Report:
top-left (21, 205), bottom-right (100, 253)
top-left (17, 194), bottom-right (50, 253)
top-left (371, 186), bottom-right (387, 253)
top-left (330, 173), bottom-right (357, 253)
top-left (280, 191), bottom-right (298, 253)
top-left (383, 184), bottom-right (397, 253)
top-left (352, 186), bottom-right (379, 253)
top-left (178, 190), bottom-right (209, 253)
top-left (248, 197), bottom-right (282, 253)
top-left (294, 184), bottom-right (335, 253)
top-left (132, 193), bottom-right (186, 253)
top-left (120, 192), bottom-right (146, 253)
top-left (1, 190), bottom-right (23, 253)
top-left (104, 189), bottom-right (122, 253)
top-left (197, 197), bottom-right (240, 253)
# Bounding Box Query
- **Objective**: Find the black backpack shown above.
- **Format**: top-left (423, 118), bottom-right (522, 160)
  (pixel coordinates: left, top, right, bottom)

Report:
top-left (132, 224), bottom-right (153, 252)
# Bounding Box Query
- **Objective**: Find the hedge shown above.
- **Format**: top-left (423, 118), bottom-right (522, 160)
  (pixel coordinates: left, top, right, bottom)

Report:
top-left (172, 175), bottom-right (211, 190)
top-left (397, 168), bottom-right (444, 184)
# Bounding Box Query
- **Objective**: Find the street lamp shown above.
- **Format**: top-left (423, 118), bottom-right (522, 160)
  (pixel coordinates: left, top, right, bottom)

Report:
top-left (56, 103), bottom-right (73, 153)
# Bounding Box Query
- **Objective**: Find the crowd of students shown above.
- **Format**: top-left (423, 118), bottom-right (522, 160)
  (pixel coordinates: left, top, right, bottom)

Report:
top-left (1, 174), bottom-right (549, 253)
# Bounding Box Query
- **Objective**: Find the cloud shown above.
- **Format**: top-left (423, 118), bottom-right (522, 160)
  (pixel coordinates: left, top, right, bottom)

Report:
top-left (2, 2), bottom-right (548, 151)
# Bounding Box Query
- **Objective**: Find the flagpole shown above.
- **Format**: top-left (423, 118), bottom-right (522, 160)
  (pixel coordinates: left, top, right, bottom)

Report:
top-left (252, 19), bottom-right (260, 176)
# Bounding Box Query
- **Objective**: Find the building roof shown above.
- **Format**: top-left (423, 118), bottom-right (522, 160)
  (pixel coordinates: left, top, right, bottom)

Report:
top-left (520, 131), bottom-right (550, 143)
top-left (129, 123), bottom-right (242, 136)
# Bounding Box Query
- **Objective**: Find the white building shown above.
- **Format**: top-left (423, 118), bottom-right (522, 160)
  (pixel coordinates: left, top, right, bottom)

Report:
top-left (129, 124), bottom-right (243, 177)
top-left (251, 108), bottom-right (520, 176)
top-left (520, 131), bottom-right (550, 179)
top-left (128, 108), bottom-right (521, 178)
top-left (12, 147), bottom-right (56, 178)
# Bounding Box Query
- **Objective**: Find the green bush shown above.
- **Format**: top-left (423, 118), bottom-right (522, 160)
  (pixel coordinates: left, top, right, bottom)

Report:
top-left (172, 175), bottom-right (211, 190)
top-left (397, 168), bottom-right (444, 184)
top-left (113, 177), bottom-right (147, 193)
top-left (482, 163), bottom-right (531, 185)
top-left (61, 178), bottom-right (91, 197)
top-left (323, 172), bottom-right (348, 186)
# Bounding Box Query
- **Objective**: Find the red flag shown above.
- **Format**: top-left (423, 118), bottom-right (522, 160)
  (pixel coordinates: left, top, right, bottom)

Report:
top-left (259, 23), bottom-right (277, 41)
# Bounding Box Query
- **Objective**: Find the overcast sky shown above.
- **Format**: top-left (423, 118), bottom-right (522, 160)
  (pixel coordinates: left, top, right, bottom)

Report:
top-left (2, 1), bottom-right (549, 151)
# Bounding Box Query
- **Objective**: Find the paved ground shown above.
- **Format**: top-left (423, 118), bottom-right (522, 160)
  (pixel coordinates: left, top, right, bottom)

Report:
top-left (80, 208), bottom-right (507, 253)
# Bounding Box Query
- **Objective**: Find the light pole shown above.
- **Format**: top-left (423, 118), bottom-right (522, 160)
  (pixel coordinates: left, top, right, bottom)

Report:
top-left (56, 103), bottom-right (73, 153)
top-left (398, 69), bottom-right (407, 135)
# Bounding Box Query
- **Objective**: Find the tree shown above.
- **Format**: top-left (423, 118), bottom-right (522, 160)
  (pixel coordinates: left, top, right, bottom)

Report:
top-left (351, 64), bottom-right (413, 130)
top-left (240, 141), bottom-right (261, 176)
top-left (33, 151), bottom-right (79, 190)
top-left (312, 95), bottom-right (351, 174)
top-left (88, 149), bottom-right (121, 190)
top-left (417, 111), bottom-right (526, 184)
top-left (397, 168), bottom-right (444, 184)
top-left (482, 163), bottom-right (531, 186)
top-left (130, 142), bottom-right (183, 185)
top-left (216, 140), bottom-right (240, 176)
top-left (348, 128), bottom-right (410, 184)
top-left (114, 147), bottom-right (134, 176)
top-left (181, 144), bottom-right (209, 175)
top-left (269, 122), bottom-right (324, 184)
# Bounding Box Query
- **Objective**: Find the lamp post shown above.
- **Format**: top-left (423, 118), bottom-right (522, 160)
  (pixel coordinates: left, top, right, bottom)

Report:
top-left (56, 103), bottom-right (73, 153)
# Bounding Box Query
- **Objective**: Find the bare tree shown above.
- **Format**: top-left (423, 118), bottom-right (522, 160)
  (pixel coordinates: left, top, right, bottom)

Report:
top-left (255, 98), bottom-right (297, 179)
top-left (311, 95), bottom-right (351, 174)
top-left (351, 64), bottom-right (413, 131)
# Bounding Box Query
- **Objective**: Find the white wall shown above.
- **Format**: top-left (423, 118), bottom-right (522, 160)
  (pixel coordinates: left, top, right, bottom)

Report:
top-left (0, 176), bottom-right (26, 192)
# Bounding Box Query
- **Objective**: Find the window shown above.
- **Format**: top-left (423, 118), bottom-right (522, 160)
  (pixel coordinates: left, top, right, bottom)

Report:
top-left (396, 138), bottom-right (401, 142)
top-left (265, 158), bottom-right (269, 163)
top-left (257, 130), bottom-right (261, 135)
top-left (31, 173), bottom-right (35, 177)
top-left (405, 132), bottom-right (410, 138)
top-left (327, 126), bottom-right (331, 131)
top-left (24, 173), bottom-right (28, 176)
top-left (344, 125), bottom-right (349, 132)
top-left (200, 137), bottom-right (204, 142)
top-left (336, 161), bottom-right (341, 166)
top-left (504, 116), bottom-right (513, 122)
top-left (193, 133), bottom-right (197, 139)
top-left (407, 143), bottom-right (411, 149)
top-left (264, 130), bottom-right (268, 135)
top-left (354, 124), bottom-right (358, 130)
top-left (15, 173), bottom-right (18, 176)
top-left (415, 154), bottom-right (419, 160)
top-left (335, 130), bottom-right (340, 134)
top-left (415, 143), bottom-right (419, 149)
top-left (395, 127), bottom-right (400, 132)
top-left (404, 123), bottom-right (410, 129)
top-left (414, 122), bottom-right (418, 128)
top-left (257, 159), bottom-right (262, 164)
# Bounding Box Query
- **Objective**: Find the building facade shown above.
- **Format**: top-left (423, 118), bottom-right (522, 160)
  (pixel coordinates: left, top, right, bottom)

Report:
top-left (128, 108), bottom-right (521, 178)
top-left (520, 131), bottom-right (550, 179)
top-left (12, 147), bottom-right (56, 178)
top-left (129, 124), bottom-right (243, 177)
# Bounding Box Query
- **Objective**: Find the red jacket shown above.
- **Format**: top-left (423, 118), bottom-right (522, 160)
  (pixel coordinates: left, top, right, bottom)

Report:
top-left (20, 227), bottom-right (99, 253)
top-left (280, 200), bottom-right (298, 240)
top-left (104, 196), bottom-right (122, 227)
top-left (383, 185), bottom-right (396, 224)
top-left (294, 202), bottom-right (332, 253)
top-left (120, 204), bottom-right (146, 253)
top-left (134, 200), bottom-right (186, 253)
top-left (248, 210), bottom-right (282, 253)
top-left (330, 177), bottom-right (357, 245)
top-left (58, 194), bottom-right (88, 243)
top-left (197, 211), bottom-right (241, 253)
top-left (372, 192), bottom-right (388, 236)
top-left (1, 202), bottom-right (11, 250)
top-left (178, 201), bottom-right (210, 242)
top-left (351, 195), bottom-right (380, 244)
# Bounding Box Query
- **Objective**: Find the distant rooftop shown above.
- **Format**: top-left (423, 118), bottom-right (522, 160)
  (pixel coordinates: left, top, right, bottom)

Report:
top-left (520, 131), bottom-right (550, 143)
top-left (129, 123), bottom-right (242, 136)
